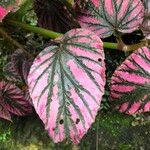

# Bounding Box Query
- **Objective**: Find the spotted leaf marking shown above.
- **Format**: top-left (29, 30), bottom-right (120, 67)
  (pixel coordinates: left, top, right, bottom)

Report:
top-left (77, 0), bottom-right (144, 38)
top-left (0, 81), bottom-right (32, 121)
top-left (110, 47), bottom-right (150, 115)
top-left (28, 28), bottom-right (105, 144)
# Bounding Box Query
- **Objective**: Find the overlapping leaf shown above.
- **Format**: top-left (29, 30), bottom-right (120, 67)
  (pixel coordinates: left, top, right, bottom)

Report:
top-left (28, 28), bottom-right (105, 144)
top-left (34, 0), bottom-right (78, 33)
top-left (3, 50), bottom-right (33, 105)
top-left (77, 0), bottom-right (144, 38)
top-left (110, 47), bottom-right (150, 115)
top-left (0, 81), bottom-right (32, 121)
top-left (3, 50), bottom-right (32, 83)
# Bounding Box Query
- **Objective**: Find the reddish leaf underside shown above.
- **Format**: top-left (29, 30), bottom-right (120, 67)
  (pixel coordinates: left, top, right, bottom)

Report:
top-left (77, 0), bottom-right (144, 38)
top-left (28, 28), bottom-right (105, 144)
top-left (110, 47), bottom-right (150, 115)
top-left (0, 81), bottom-right (32, 121)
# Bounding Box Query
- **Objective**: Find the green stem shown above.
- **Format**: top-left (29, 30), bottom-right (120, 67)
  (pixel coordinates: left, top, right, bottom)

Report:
top-left (103, 42), bottom-right (118, 50)
top-left (104, 40), bottom-right (148, 51)
top-left (5, 19), bottom-right (148, 51)
top-left (5, 20), bottom-right (63, 39)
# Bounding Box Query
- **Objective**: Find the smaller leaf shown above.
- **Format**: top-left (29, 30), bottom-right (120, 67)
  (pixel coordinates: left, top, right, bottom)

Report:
top-left (110, 47), bottom-right (150, 115)
top-left (0, 80), bottom-right (32, 121)
top-left (3, 50), bottom-right (33, 83)
top-left (4, 62), bottom-right (22, 83)
top-left (77, 0), bottom-right (144, 38)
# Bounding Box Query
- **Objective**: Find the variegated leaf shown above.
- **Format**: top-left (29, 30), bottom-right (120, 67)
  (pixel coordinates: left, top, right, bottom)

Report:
top-left (77, 0), bottom-right (144, 38)
top-left (0, 81), bottom-right (32, 120)
top-left (28, 28), bottom-right (105, 144)
top-left (3, 50), bottom-right (32, 83)
top-left (110, 47), bottom-right (150, 115)
top-left (3, 62), bottom-right (23, 83)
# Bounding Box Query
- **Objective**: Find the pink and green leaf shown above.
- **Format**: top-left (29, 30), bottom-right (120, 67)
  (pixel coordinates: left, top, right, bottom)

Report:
top-left (28, 28), bottom-right (105, 144)
top-left (0, 80), bottom-right (32, 120)
top-left (110, 47), bottom-right (150, 115)
top-left (77, 0), bottom-right (144, 38)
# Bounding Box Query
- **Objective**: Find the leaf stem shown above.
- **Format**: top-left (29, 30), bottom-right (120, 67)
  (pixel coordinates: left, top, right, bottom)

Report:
top-left (5, 19), bottom-right (63, 39)
top-left (5, 19), bottom-right (148, 51)
top-left (103, 42), bottom-right (118, 50)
